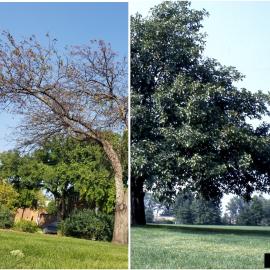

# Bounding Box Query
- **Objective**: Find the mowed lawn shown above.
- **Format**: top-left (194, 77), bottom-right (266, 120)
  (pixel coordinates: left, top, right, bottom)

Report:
top-left (131, 224), bottom-right (270, 269)
top-left (0, 229), bottom-right (128, 269)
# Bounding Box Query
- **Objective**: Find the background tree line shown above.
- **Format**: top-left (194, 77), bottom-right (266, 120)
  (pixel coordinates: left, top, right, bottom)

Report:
top-left (0, 133), bottom-right (128, 217)
top-left (145, 191), bottom-right (270, 226)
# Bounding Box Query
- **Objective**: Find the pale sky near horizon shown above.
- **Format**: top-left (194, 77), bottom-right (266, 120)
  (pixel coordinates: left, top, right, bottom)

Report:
top-left (131, 0), bottom-right (270, 92)
top-left (131, 0), bottom-right (270, 211)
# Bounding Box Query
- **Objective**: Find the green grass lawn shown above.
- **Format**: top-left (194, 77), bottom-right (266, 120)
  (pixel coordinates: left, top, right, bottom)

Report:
top-left (131, 224), bottom-right (270, 269)
top-left (0, 229), bottom-right (128, 269)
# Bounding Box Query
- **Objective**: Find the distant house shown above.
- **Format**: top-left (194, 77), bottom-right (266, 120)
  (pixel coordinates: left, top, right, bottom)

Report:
top-left (15, 208), bottom-right (57, 227)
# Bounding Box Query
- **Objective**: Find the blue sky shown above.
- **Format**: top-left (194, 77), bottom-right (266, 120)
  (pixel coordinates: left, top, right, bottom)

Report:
top-left (192, 1), bottom-right (270, 92)
top-left (0, 2), bottom-right (128, 151)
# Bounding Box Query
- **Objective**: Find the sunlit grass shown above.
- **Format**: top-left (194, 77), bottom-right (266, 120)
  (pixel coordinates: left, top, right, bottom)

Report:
top-left (0, 229), bottom-right (128, 269)
top-left (131, 224), bottom-right (270, 269)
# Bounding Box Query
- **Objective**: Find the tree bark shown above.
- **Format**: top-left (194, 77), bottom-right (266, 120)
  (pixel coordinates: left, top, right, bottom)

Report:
top-left (131, 176), bottom-right (146, 225)
top-left (112, 188), bottom-right (128, 244)
top-left (101, 139), bottom-right (128, 244)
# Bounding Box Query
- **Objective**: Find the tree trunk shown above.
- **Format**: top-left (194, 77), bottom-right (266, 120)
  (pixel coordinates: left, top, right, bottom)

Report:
top-left (60, 196), bottom-right (65, 220)
top-left (102, 139), bottom-right (128, 244)
top-left (112, 188), bottom-right (128, 244)
top-left (131, 176), bottom-right (146, 225)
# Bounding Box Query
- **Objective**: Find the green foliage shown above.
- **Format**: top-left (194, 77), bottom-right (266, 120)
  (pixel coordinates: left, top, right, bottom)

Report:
top-left (0, 152), bottom-right (45, 209)
top-left (191, 197), bottom-right (221, 225)
top-left (153, 76), bottom-right (270, 200)
top-left (35, 137), bottom-right (115, 215)
top-left (174, 191), bottom-right (194, 224)
top-left (0, 136), bottom-right (116, 218)
top-left (0, 204), bottom-right (14, 228)
top-left (225, 195), bottom-right (268, 225)
top-left (46, 200), bottom-right (58, 215)
top-left (60, 209), bottom-right (113, 241)
top-left (131, 2), bottom-right (208, 195)
top-left (0, 180), bottom-right (18, 210)
top-left (16, 189), bottom-right (45, 209)
top-left (131, 1), bottom-right (270, 209)
top-left (0, 151), bottom-right (41, 190)
top-left (14, 220), bottom-right (38, 233)
top-left (174, 191), bottom-right (221, 225)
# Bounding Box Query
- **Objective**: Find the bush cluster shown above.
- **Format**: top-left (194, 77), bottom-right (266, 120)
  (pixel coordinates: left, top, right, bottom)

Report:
top-left (14, 220), bottom-right (38, 233)
top-left (60, 209), bottom-right (113, 241)
top-left (0, 204), bottom-right (14, 229)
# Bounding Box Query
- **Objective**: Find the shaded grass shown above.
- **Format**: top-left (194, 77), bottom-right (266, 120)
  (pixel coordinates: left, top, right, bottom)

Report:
top-left (147, 223), bottom-right (270, 236)
top-left (131, 224), bottom-right (270, 269)
top-left (0, 229), bottom-right (128, 269)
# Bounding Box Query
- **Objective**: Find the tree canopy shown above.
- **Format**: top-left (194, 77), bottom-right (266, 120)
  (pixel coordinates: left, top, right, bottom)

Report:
top-left (131, 1), bottom-right (270, 224)
top-left (225, 195), bottom-right (270, 225)
top-left (0, 136), bottom-right (117, 218)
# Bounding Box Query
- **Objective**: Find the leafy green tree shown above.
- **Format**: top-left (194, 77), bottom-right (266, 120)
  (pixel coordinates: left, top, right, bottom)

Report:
top-left (145, 208), bottom-right (154, 223)
top-left (46, 200), bottom-right (58, 215)
top-left (131, 1), bottom-right (270, 225)
top-left (261, 199), bottom-right (270, 225)
top-left (174, 191), bottom-right (194, 224)
top-left (131, 1), bottom-right (208, 225)
top-left (221, 213), bottom-right (230, 225)
top-left (0, 152), bottom-right (45, 209)
top-left (0, 180), bottom-right (18, 210)
top-left (226, 195), bottom-right (265, 225)
top-left (174, 191), bottom-right (221, 225)
top-left (226, 196), bottom-right (245, 224)
top-left (248, 196), bottom-right (264, 225)
top-left (34, 137), bottom-right (115, 217)
top-left (191, 197), bottom-right (221, 225)
top-left (0, 137), bottom-right (116, 218)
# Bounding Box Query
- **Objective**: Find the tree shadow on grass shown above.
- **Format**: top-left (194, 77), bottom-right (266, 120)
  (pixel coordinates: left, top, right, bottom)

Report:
top-left (135, 224), bottom-right (270, 237)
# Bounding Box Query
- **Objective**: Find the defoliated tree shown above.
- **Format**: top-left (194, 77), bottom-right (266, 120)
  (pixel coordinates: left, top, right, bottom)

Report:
top-left (0, 33), bottom-right (128, 243)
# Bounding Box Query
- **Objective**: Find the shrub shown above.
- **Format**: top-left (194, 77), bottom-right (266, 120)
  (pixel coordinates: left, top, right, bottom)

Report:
top-left (0, 204), bottom-right (14, 228)
top-left (0, 181), bottom-right (18, 209)
top-left (60, 209), bottom-right (113, 241)
top-left (14, 220), bottom-right (38, 233)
